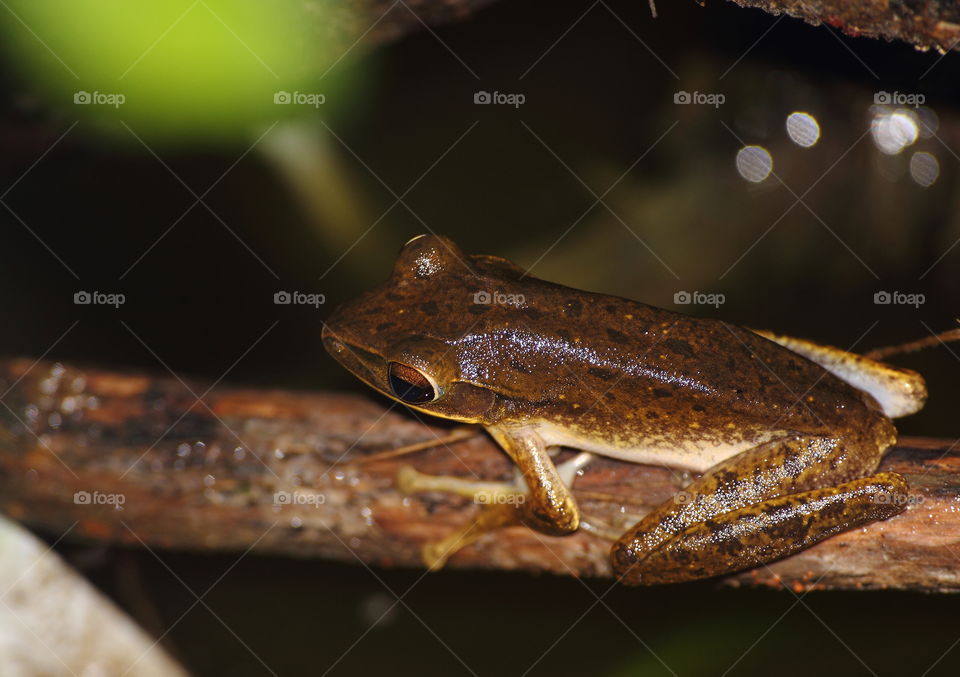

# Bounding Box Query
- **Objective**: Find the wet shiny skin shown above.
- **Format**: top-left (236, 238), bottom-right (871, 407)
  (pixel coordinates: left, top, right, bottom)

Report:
top-left (323, 235), bottom-right (925, 584)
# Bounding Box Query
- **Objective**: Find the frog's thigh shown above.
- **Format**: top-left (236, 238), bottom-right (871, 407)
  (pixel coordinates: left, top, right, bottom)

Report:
top-left (752, 329), bottom-right (926, 418)
top-left (622, 473), bottom-right (906, 585)
top-left (610, 434), bottom-right (907, 585)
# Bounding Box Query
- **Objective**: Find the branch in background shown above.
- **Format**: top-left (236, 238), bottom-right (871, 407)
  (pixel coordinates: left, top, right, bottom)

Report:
top-left (724, 0), bottom-right (960, 53)
top-left (326, 0), bottom-right (960, 54)
top-left (1, 358), bottom-right (958, 592)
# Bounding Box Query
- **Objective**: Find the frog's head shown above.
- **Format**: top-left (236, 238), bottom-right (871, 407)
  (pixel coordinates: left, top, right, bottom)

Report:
top-left (323, 234), bottom-right (528, 424)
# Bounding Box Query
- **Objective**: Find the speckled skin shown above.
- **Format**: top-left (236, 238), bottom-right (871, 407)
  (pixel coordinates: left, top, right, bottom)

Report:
top-left (323, 235), bottom-right (921, 584)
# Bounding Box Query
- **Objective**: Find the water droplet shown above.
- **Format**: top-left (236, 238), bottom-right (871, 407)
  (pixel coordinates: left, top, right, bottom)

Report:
top-left (177, 443), bottom-right (190, 457)
top-left (61, 396), bottom-right (77, 414)
top-left (203, 474), bottom-right (216, 487)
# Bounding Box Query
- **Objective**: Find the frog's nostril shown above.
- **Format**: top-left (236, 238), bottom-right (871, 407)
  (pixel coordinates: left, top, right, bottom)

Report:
top-left (324, 337), bottom-right (345, 355)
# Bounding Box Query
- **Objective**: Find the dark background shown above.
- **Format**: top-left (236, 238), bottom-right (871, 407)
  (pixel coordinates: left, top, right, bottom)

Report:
top-left (2, 0), bottom-right (959, 674)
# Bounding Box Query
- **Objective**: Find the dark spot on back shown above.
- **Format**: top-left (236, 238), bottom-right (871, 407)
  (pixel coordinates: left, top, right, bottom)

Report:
top-left (565, 299), bottom-right (582, 318)
top-left (420, 301), bottom-right (439, 315)
top-left (522, 307), bottom-right (542, 321)
top-left (376, 322), bottom-right (396, 332)
top-left (693, 404), bottom-right (705, 412)
top-left (510, 359), bottom-right (532, 374)
top-left (588, 367), bottom-right (615, 381)
top-left (468, 305), bottom-right (490, 315)
top-left (646, 411), bottom-right (659, 419)
top-left (665, 338), bottom-right (695, 358)
top-left (385, 293), bottom-right (402, 302)
top-left (607, 328), bottom-right (630, 345)
top-left (653, 388), bottom-right (673, 398)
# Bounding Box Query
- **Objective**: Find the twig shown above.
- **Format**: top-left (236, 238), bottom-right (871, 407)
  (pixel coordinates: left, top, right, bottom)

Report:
top-left (1, 357), bottom-right (959, 591)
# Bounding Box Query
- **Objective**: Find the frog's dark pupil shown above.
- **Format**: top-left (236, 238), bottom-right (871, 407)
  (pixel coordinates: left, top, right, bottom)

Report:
top-left (388, 363), bottom-right (435, 403)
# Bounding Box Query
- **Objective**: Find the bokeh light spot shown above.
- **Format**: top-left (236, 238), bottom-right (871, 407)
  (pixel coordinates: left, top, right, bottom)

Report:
top-left (736, 145), bottom-right (773, 183)
top-left (785, 112), bottom-right (820, 148)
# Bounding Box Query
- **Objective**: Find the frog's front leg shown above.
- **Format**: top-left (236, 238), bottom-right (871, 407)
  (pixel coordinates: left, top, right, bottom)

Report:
top-left (397, 426), bottom-right (590, 569)
top-left (611, 434), bottom-right (908, 585)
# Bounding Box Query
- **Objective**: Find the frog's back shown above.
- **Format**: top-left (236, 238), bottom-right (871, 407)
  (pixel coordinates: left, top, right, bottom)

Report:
top-left (458, 274), bottom-right (889, 469)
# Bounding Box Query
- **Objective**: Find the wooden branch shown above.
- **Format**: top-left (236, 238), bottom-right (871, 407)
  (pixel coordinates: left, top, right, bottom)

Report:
top-left (723, 0), bottom-right (960, 53)
top-left (311, 0), bottom-right (960, 54)
top-left (1, 358), bottom-right (958, 592)
top-left (330, 0), bottom-right (960, 55)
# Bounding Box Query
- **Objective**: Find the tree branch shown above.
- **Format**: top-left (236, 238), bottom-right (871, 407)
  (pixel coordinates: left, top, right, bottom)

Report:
top-left (722, 0), bottom-right (960, 53)
top-left (0, 357), bottom-right (957, 591)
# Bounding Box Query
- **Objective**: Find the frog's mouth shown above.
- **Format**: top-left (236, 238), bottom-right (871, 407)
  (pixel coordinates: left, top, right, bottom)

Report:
top-left (322, 328), bottom-right (388, 394)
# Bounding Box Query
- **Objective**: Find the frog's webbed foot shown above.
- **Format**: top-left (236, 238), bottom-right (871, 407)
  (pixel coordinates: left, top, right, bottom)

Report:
top-left (396, 449), bottom-right (594, 569)
top-left (611, 434), bottom-right (908, 586)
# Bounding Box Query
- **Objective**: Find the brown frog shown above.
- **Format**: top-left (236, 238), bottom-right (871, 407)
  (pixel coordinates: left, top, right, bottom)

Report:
top-left (322, 234), bottom-right (925, 584)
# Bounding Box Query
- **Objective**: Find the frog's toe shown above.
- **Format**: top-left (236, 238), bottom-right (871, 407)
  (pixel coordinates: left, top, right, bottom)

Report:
top-left (421, 539), bottom-right (454, 571)
top-left (395, 465), bottom-right (420, 495)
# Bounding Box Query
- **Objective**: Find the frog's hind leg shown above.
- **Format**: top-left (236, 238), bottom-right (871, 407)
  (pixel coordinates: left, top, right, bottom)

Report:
top-left (611, 434), bottom-right (908, 586)
top-left (752, 330), bottom-right (926, 418)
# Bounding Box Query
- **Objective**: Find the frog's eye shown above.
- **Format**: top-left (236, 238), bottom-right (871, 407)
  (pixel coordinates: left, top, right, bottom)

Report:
top-left (387, 362), bottom-right (439, 404)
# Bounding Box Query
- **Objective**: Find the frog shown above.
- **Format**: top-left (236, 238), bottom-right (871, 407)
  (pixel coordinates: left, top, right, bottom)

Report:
top-left (322, 234), bottom-right (926, 585)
